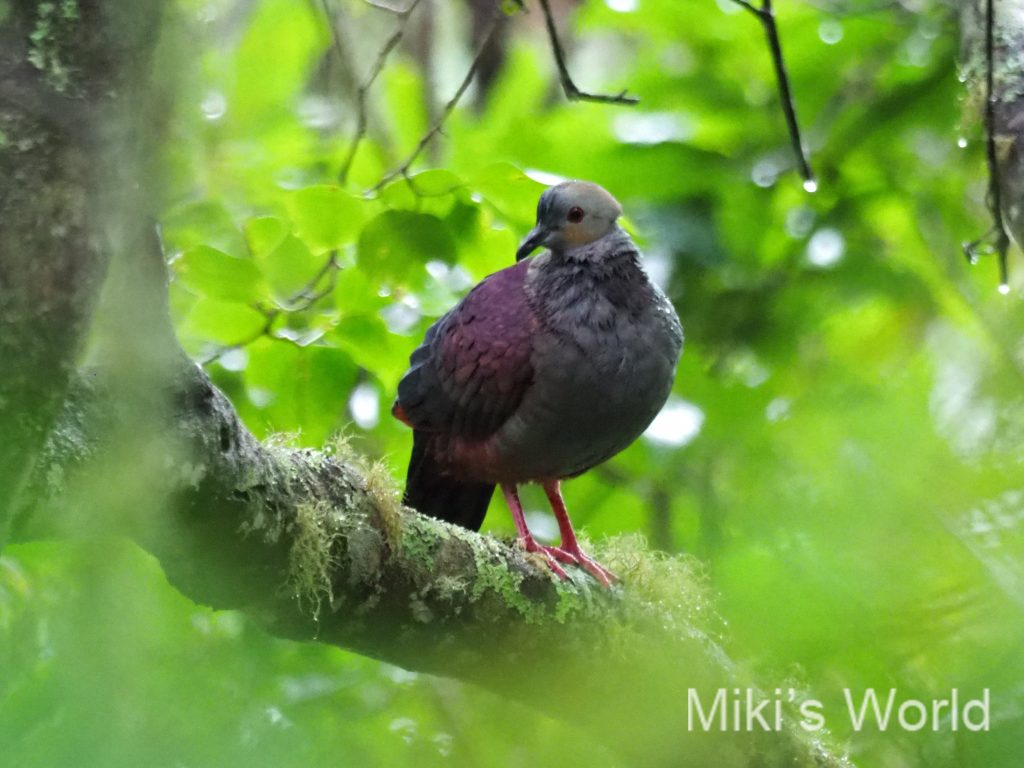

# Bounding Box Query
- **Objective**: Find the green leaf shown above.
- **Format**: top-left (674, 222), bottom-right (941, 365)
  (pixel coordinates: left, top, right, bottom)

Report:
top-left (356, 210), bottom-right (455, 286)
top-left (244, 340), bottom-right (357, 444)
top-left (244, 216), bottom-right (288, 258)
top-left (328, 314), bottom-right (408, 392)
top-left (378, 172), bottom-right (463, 218)
top-left (461, 224), bottom-right (518, 281)
top-left (287, 185), bottom-right (365, 252)
top-left (174, 246), bottom-right (267, 304)
top-left (180, 298), bottom-right (267, 345)
top-left (407, 169), bottom-right (463, 196)
top-left (252, 230), bottom-right (323, 304)
top-left (161, 200), bottom-right (248, 258)
top-left (471, 163), bottom-right (546, 229)
top-left (334, 266), bottom-right (388, 315)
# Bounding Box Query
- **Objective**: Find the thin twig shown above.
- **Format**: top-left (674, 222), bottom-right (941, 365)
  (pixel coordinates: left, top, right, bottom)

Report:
top-left (729, 0), bottom-right (816, 190)
top-left (368, 5), bottom-right (509, 194)
top-left (962, 225), bottom-right (997, 265)
top-left (199, 253), bottom-right (341, 366)
top-left (330, 0), bottom-right (424, 184)
top-left (536, 0), bottom-right (639, 105)
top-left (984, 0), bottom-right (1011, 288)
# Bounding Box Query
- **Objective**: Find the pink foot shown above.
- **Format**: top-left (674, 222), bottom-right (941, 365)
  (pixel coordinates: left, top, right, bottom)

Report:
top-left (540, 545), bottom-right (578, 565)
top-left (519, 537), bottom-right (569, 581)
top-left (557, 544), bottom-right (617, 588)
top-left (540, 480), bottom-right (618, 588)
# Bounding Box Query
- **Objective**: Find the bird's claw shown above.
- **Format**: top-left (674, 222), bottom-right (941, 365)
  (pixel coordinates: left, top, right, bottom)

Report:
top-left (526, 540), bottom-right (617, 588)
top-left (555, 545), bottom-right (618, 588)
top-left (519, 538), bottom-right (570, 581)
top-left (574, 551), bottom-right (617, 588)
top-left (540, 545), bottom-right (579, 565)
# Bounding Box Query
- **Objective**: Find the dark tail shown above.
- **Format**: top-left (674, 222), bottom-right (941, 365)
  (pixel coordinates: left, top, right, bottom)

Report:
top-left (403, 432), bottom-right (494, 532)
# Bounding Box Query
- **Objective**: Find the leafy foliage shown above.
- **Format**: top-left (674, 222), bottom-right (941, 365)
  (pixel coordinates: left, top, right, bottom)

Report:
top-left (5, 0), bottom-right (1024, 766)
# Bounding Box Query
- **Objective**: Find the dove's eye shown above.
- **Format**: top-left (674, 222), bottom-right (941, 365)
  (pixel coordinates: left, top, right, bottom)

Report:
top-left (567, 206), bottom-right (585, 223)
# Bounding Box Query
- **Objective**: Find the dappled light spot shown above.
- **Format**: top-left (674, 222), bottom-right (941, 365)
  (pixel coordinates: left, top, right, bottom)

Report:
top-left (381, 301), bottom-right (421, 335)
top-left (606, 0), bottom-right (638, 13)
top-left (349, 382), bottom-right (380, 430)
top-left (613, 112), bottom-right (693, 145)
top-left (200, 90), bottom-right (226, 121)
top-left (297, 95), bottom-right (341, 129)
top-left (752, 157), bottom-right (780, 188)
top-left (218, 348), bottom-right (248, 372)
top-left (819, 20), bottom-right (844, 45)
top-left (805, 228), bottom-right (845, 268)
top-left (524, 168), bottom-right (566, 186)
top-left (643, 397), bottom-right (704, 448)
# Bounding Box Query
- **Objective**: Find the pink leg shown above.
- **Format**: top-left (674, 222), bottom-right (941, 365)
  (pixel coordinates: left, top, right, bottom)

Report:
top-left (542, 480), bottom-right (617, 588)
top-left (501, 483), bottom-right (568, 581)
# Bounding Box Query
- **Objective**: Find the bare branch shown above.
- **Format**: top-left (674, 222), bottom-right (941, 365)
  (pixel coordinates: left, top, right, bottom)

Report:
top-left (198, 251), bottom-right (341, 366)
top-left (536, 0), bottom-right (640, 105)
top-left (368, 3), bottom-right (509, 194)
top-left (961, 0), bottom-right (1014, 289)
top-left (983, 0), bottom-right (1012, 289)
top-left (728, 0), bottom-right (817, 190)
top-left (332, 0), bottom-right (425, 184)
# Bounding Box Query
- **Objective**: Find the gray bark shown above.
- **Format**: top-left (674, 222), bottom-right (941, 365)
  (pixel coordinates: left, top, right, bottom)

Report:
top-left (961, 0), bottom-right (1024, 250)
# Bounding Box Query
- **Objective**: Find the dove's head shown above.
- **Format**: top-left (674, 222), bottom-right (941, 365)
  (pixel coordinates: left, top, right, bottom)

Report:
top-left (516, 181), bottom-right (623, 261)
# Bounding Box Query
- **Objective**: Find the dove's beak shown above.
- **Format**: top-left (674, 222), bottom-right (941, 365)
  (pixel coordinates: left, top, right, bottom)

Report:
top-left (516, 225), bottom-right (549, 261)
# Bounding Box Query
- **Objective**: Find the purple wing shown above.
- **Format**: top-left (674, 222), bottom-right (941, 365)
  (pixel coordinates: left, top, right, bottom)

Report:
top-left (395, 259), bottom-right (535, 441)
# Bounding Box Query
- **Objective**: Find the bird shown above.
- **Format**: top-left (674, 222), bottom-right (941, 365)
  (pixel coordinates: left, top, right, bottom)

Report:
top-left (391, 180), bottom-right (683, 587)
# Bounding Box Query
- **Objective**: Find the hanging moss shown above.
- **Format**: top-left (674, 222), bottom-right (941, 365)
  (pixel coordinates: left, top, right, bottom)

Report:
top-left (287, 501), bottom-right (341, 621)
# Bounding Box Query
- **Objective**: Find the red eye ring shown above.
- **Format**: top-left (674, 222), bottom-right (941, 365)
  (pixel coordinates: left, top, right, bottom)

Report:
top-left (567, 206), bottom-right (585, 223)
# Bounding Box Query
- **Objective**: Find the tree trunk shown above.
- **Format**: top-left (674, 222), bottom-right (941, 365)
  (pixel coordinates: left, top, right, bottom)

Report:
top-left (0, 1), bottom-right (162, 540)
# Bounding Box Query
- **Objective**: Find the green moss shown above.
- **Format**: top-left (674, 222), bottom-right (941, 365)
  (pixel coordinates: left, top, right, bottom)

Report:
top-left (364, 458), bottom-right (402, 544)
top-left (394, 513), bottom-right (439, 573)
top-left (27, 1), bottom-right (81, 95)
top-left (287, 501), bottom-right (341, 620)
top-left (590, 534), bottom-right (724, 658)
top-left (325, 432), bottom-right (404, 547)
top-left (469, 540), bottom-right (531, 616)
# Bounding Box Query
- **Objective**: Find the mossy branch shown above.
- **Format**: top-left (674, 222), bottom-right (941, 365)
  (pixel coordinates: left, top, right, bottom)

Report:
top-left (12, 352), bottom-right (849, 767)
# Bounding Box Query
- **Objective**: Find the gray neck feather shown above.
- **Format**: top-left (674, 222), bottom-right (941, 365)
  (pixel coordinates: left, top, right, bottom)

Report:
top-left (527, 226), bottom-right (656, 325)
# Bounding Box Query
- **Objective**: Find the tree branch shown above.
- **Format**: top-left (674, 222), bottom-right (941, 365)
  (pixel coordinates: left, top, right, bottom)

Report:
top-left (984, 0), bottom-right (1011, 289)
top-left (536, 0), bottom-right (639, 105)
top-left (960, 0), bottom-right (1024, 290)
top-left (728, 0), bottom-right (817, 190)
top-left (0, 0), bottom-right (165, 544)
top-left (197, 250), bottom-right (341, 365)
top-left (14, 350), bottom-right (850, 767)
top-left (332, 0), bottom-right (424, 184)
top-left (368, 2), bottom-right (509, 193)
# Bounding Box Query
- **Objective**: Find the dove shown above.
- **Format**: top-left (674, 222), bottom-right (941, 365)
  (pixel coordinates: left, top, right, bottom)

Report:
top-left (392, 180), bottom-right (683, 586)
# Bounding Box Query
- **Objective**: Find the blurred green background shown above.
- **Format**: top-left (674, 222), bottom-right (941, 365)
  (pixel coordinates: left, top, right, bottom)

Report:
top-left (4, 0), bottom-right (1024, 765)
